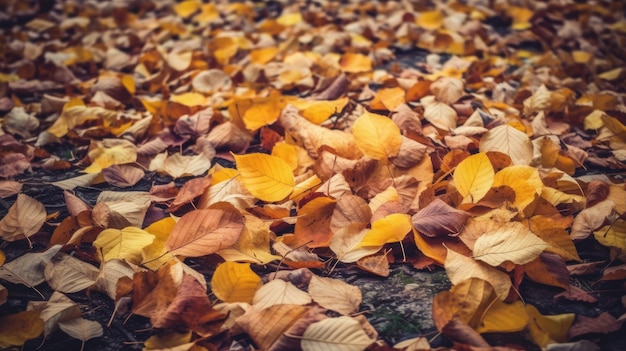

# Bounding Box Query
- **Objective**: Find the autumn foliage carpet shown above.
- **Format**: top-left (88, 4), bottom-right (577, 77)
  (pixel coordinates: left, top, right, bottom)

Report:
top-left (1, 0), bottom-right (626, 350)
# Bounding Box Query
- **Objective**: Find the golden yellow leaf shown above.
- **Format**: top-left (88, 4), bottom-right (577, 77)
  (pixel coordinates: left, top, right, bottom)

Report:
top-left (477, 300), bottom-right (529, 333)
top-left (526, 304), bottom-right (575, 347)
top-left (144, 331), bottom-right (192, 350)
top-left (453, 152), bottom-right (494, 204)
top-left (290, 98), bottom-right (349, 125)
top-left (0, 311), bottom-right (44, 347)
top-left (84, 139), bottom-right (137, 174)
top-left (142, 217), bottom-right (177, 270)
top-left (473, 221), bottom-right (549, 266)
top-left (242, 93), bottom-right (293, 130)
top-left (211, 261), bottom-right (262, 303)
top-left (370, 87), bottom-right (406, 111)
top-left (509, 6), bottom-right (533, 31)
top-left (211, 167), bottom-right (240, 185)
top-left (340, 52), bottom-right (372, 73)
top-left (249, 47), bottom-right (279, 65)
top-left (170, 92), bottom-right (208, 107)
top-left (277, 12), bottom-right (302, 26)
top-left (233, 153), bottom-right (295, 202)
top-left (47, 105), bottom-right (117, 138)
top-left (492, 165), bottom-right (542, 212)
top-left (219, 212), bottom-right (281, 263)
top-left (358, 213), bottom-right (412, 247)
top-left (173, 0), bottom-right (200, 19)
top-left (416, 10), bottom-right (444, 30)
top-left (271, 141), bottom-right (299, 171)
top-left (432, 278), bottom-right (495, 331)
top-left (93, 227), bottom-right (155, 264)
top-left (352, 111), bottom-right (402, 162)
top-left (594, 220), bottom-right (626, 251)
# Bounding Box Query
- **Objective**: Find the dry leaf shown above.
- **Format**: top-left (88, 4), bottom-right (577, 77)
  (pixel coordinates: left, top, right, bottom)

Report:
top-left (412, 199), bottom-right (469, 237)
top-left (473, 221), bottom-right (549, 266)
top-left (301, 316), bottom-right (374, 351)
top-left (308, 275), bottom-right (361, 315)
top-left (233, 153), bottom-right (295, 202)
top-left (0, 193), bottom-right (46, 242)
top-left (211, 262), bottom-right (262, 304)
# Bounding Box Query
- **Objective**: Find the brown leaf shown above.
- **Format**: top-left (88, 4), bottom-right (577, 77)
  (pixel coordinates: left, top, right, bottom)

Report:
top-left (0, 180), bottom-right (23, 198)
top-left (151, 274), bottom-right (225, 331)
top-left (131, 262), bottom-right (181, 319)
top-left (0, 194), bottom-right (46, 242)
top-left (441, 317), bottom-right (490, 348)
top-left (412, 198), bottom-right (470, 237)
top-left (236, 304), bottom-right (311, 351)
top-left (168, 176), bottom-right (211, 212)
top-left (554, 285), bottom-right (598, 304)
top-left (357, 254), bottom-right (390, 277)
top-left (166, 208), bottom-right (245, 257)
top-left (568, 312), bottom-right (623, 339)
top-left (586, 180), bottom-right (610, 208)
top-left (101, 164), bottom-right (145, 188)
top-left (524, 253), bottom-right (570, 289)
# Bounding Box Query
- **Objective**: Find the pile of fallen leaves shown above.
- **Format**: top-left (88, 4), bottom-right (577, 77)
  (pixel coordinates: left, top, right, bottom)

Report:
top-left (1, 0), bottom-right (626, 350)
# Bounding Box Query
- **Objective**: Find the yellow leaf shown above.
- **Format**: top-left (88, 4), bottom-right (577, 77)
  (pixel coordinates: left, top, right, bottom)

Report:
top-left (352, 111), bottom-right (402, 162)
top-left (276, 12), bottom-right (302, 26)
top-left (271, 141), bottom-right (299, 171)
top-left (480, 124), bottom-right (533, 165)
top-left (84, 139), bottom-right (138, 174)
top-left (219, 212), bottom-right (281, 263)
top-left (358, 213), bottom-right (412, 247)
top-left (340, 52), bottom-right (372, 73)
top-left (144, 331), bottom-right (192, 350)
top-left (249, 47), bottom-right (279, 65)
top-left (370, 87), bottom-right (406, 111)
top-left (195, 4), bottom-right (219, 24)
top-left (290, 97), bottom-right (349, 124)
top-left (142, 217), bottom-right (177, 270)
top-left (93, 227), bottom-right (155, 264)
top-left (170, 92), bottom-right (208, 107)
top-left (211, 261), bottom-right (262, 303)
top-left (47, 105), bottom-right (117, 138)
top-left (211, 167), bottom-right (240, 185)
top-left (493, 165), bottom-right (542, 212)
top-left (583, 110), bottom-right (606, 130)
top-left (598, 67), bottom-right (623, 81)
top-left (173, 0), bottom-right (200, 19)
top-left (526, 304), bottom-right (575, 347)
top-left (242, 93), bottom-right (293, 130)
top-left (233, 153), bottom-right (295, 202)
top-left (509, 6), bottom-right (533, 31)
top-left (473, 221), bottom-right (549, 266)
top-left (594, 220), bottom-right (626, 251)
top-left (453, 152), bottom-right (494, 204)
top-left (477, 300), bottom-right (529, 333)
top-left (416, 10), bottom-right (444, 30)
top-left (0, 310), bottom-right (44, 347)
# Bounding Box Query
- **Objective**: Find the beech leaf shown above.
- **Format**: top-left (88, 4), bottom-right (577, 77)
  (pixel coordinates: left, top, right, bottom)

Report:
top-left (352, 111), bottom-right (402, 162)
top-left (453, 152), bottom-right (494, 204)
top-left (211, 261), bottom-right (262, 304)
top-left (233, 153), bottom-right (295, 202)
top-left (301, 316), bottom-right (374, 351)
top-left (166, 208), bottom-right (245, 257)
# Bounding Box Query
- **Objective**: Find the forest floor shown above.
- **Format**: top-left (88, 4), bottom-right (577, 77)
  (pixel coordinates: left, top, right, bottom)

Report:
top-left (1, 0), bottom-right (626, 351)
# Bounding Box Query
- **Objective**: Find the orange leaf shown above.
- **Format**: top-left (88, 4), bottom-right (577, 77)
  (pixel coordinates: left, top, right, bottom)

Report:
top-left (294, 196), bottom-right (336, 248)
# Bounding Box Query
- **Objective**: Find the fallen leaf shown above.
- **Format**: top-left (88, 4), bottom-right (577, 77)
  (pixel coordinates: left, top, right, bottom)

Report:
top-left (236, 304), bottom-right (310, 351)
top-left (412, 199), bottom-right (469, 237)
top-left (352, 111), bottom-right (402, 162)
top-left (211, 262), bottom-right (262, 304)
top-left (166, 208), bottom-right (245, 257)
top-left (44, 252), bottom-right (99, 293)
top-left (93, 227), bottom-right (155, 264)
top-left (84, 139), bottom-right (138, 173)
top-left (0, 310), bottom-right (44, 347)
top-left (0, 245), bottom-right (62, 288)
top-left (358, 213), bottom-right (412, 247)
top-left (233, 153), bottom-right (295, 202)
top-left (526, 304), bottom-right (575, 348)
top-left (453, 152), bottom-right (494, 204)
top-left (27, 291), bottom-right (81, 337)
top-left (294, 196), bottom-right (336, 248)
top-left (58, 318), bottom-right (103, 346)
top-left (473, 221), bottom-right (549, 266)
top-left (252, 278), bottom-right (312, 309)
top-left (0, 193), bottom-right (46, 243)
top-left (308, 275), bottom-right (362, 315)
top-left (445, 248), bottom-right (512, 300)
top-left (301, 316), bottom-right (374, 351)
top-left (480, 124), bottom-right (533, 165)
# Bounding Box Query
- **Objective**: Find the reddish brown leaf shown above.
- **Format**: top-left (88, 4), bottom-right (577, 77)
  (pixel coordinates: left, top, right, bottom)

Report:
top-left (412, 199), bottom-right (470, 237)
top-left (568, 312), bottom-right (623, 339)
